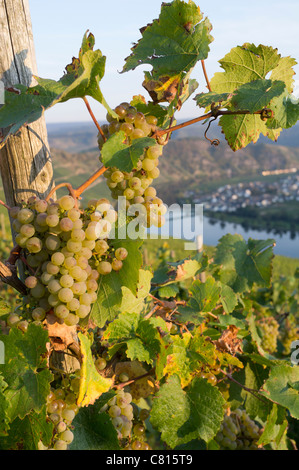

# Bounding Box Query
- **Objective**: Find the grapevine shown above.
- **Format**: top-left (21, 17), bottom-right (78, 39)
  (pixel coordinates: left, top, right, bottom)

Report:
top-left (0, 0), bottom-right (298, 453)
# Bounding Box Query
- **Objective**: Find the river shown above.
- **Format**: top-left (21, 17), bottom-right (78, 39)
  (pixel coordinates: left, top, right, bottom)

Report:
top-left (147, 206), bottom-right (299, 259)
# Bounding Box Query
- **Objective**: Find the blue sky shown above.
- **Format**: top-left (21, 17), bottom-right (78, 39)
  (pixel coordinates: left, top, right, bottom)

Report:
top-left (28, 0), bottom-right (299, 124)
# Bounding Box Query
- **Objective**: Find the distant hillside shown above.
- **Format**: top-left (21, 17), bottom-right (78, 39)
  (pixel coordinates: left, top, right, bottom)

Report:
top-left (48, 136), bottom-right (299, 205)
top-left (47, 120), bottom-right (299, 151)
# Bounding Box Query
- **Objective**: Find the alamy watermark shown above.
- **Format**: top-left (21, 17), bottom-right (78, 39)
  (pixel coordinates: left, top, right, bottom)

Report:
top-left (291, 340), bottom-right (299, 365)
top-left (0, 340), bottom-right (4, 365)
top-left (94, 197), bottom-right (203, 250)
top-left (0, 80), bottom-right (4, 105)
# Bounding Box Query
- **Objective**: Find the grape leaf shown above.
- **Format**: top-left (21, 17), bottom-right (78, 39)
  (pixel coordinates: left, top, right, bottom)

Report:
top-left (188, 277), bottom-right (221, 313)
top-left (70, 405), bottom-right (120, 450)
top-left (231, 79), bottom-right (286, 113)
top-left (0, 31), bottom-right (113, 148)
top-left (102, 312), bottom-right (163, 365)
top-left (122, 0), bottom-right (213, 80)
top-left (0, 324), bottom-right (52, 422)
top-left (194, 91), bottom-right (232, 109)
top-left (90, 234), bottom-right (143, 328)
top-left (261, 364), bottom-right (299, 419)
top-left (0, 375), bottom-right (9, 435)
top-left (266, 91), bottom-right (299, 129)
top-left (218, 113), bottom-right (281, 152)
top-left (152, 252), bottom-right (208, 287)
top-left (163, 330), bottom-right (218, 387)
top-left (77, 333), bottom-right (113, 408)
top-left (209, 43), bottom-right (297, 150)
top-left (258, 404), bottom-right (288, 448)
top-left (214, 234), bottom-right (275, 293)
top-left (0, 407), bottom-right (53, 450)
top-left (150, 375), bottom-right (225, 448)
top-left (120, 269), bottom-right (153, 314)
top-left (0, 298), bottom-right (13, 319)
top-left (100, 131), bottom-right (156, 172)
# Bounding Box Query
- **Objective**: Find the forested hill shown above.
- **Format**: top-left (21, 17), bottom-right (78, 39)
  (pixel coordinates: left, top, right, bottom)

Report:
top-left (49, 135), bottom-right (299, 205)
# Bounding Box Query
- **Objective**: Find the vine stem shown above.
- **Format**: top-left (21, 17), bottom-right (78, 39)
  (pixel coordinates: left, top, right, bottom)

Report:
top-left (220, 369), bottom-right (269, 405)
top-left (201, 60), bottom-right (212, 92)
top-left (83, 96), bottom-right (106, 142)
top-left (0, 199), bottom-right (11, 211)
top-left (74, 165), bottom-right (108, 198)
top-left (154, 108), bottom-right (269, 139)
top-left (45, 182), bottom-right (78, 205)
top-left (114, 368), bottom-right (155, 390)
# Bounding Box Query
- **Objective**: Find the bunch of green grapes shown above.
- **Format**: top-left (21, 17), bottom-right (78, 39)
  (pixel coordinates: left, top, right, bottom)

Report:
top-left (9, 195), bottom-right (128, 325)
top-left (39, 378), bottom-right (80, 450)
top-left (126, 408), bottom-right (151, 451)
top-left (256, 316), bottom-right (280, 354)
top-left (279, 314), bottom-right (299, 355)
top-left (100, 389), bottom-right (134, 439)
top-left (215, 409), bottom-right (262, 450)
top-left (99, 102), bottom-right (168, 228)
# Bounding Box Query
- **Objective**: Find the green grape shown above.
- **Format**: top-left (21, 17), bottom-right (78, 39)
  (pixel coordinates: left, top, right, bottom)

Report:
top-left (46, 262), bottom-right (60, 275)
top-left (56, 421), bottom-right (67, 434)
top-left (139, 409), bottom-right (150, 421)
top-left (95, 357), bottom-right (107, 371)
top-left (30, 283), bottom-right (46, 299)
top-left (26, 237), bottom-right (43, 253)
top-left (76, 304), bottom-right (90, 319)
top-left (35, 199), bottom-right (48, 213)
top-left (46, 214), bottom-right (60, 227)
top-left (132, 440), bottom-right (142, 450)
top-left (111, 259), bottom-right (123, 271)
top-left (115, 247), bottom-right (128, 261)
top-left (51, 252), bottom-right (65, 266)
top-left (20, 223), bottom-right (35, 238)
top-left (257, 316), bottom-right (279, 354)
top-left (32, 307), bottom-right (46, 321)
top-left (54, 304), bottom-right (70, 319)
top-left (142, 158), bottom-right (155, 172)
top-left (68, 208), bottom-right (81, 221)
top-left (61, 409), bottom-right (76, 423)
top-left (17, 208), bottom-right (34, 224)
top-left (64, 314), bottom-right (79, 326)
top-left (67, 298), bottom-right (80, 312)
top-left (59, 195), bottom-right (76, 211)
top-left (48, 279), bottom-right (62, 295)
top-left (64, 257), bottom-right (77, 270)
top-left (25, 276), bottom-right (38, 289)
top-left (71, 229), bottom-right (85, 242)
top-left (109, 405), bottom-right (122, 418)
top-left (58, 288), bottom-right (74, 303)
top-left (97, 261), bottom-right (112, 275)
top-left (45, 234), bottom-right (61, 251)
top-left (60, 217), bottom-right (74, 232)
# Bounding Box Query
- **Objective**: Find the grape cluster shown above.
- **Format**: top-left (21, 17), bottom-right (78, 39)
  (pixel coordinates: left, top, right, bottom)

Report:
top-left (256, 316), bottom-right (280, 354)
top-left (215, 409), bottom-right (262, 450)
top-left (279, 314), bottom-right (299, 355)
top-left (10, 195), bottom-right (128, 325)
top-left (101, 389), bottom-right (134, 439)
top-left (99, 102), bottom-right (168, 228)
top-left (40, 378), bottom-right (80, 450)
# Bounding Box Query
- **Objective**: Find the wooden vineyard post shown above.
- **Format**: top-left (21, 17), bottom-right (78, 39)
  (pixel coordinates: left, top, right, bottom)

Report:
top-left (0, 0), bottom-right (55, 219)
top-left (0, 0), bottom-right (80, 373)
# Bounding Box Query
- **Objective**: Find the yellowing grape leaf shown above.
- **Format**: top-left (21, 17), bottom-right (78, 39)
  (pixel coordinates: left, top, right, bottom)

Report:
top-left (77, 333), bottom-right (113, 407)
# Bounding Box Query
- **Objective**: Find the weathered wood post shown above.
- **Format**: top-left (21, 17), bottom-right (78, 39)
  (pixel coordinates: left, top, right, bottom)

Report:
top-left (0, 0), bottom-right (54, 214)
top-left (0, 1), bottom-right (80, 372)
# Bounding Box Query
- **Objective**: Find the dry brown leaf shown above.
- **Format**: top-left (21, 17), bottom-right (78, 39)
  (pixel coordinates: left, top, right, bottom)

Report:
top-left (44, 312), bottom-right (78, 352)
top-left (214, 325), bottom-right (243, 355)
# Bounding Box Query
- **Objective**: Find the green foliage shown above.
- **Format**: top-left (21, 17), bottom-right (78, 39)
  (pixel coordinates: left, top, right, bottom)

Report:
top-left (0, 0), bottom-right (298, 452)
